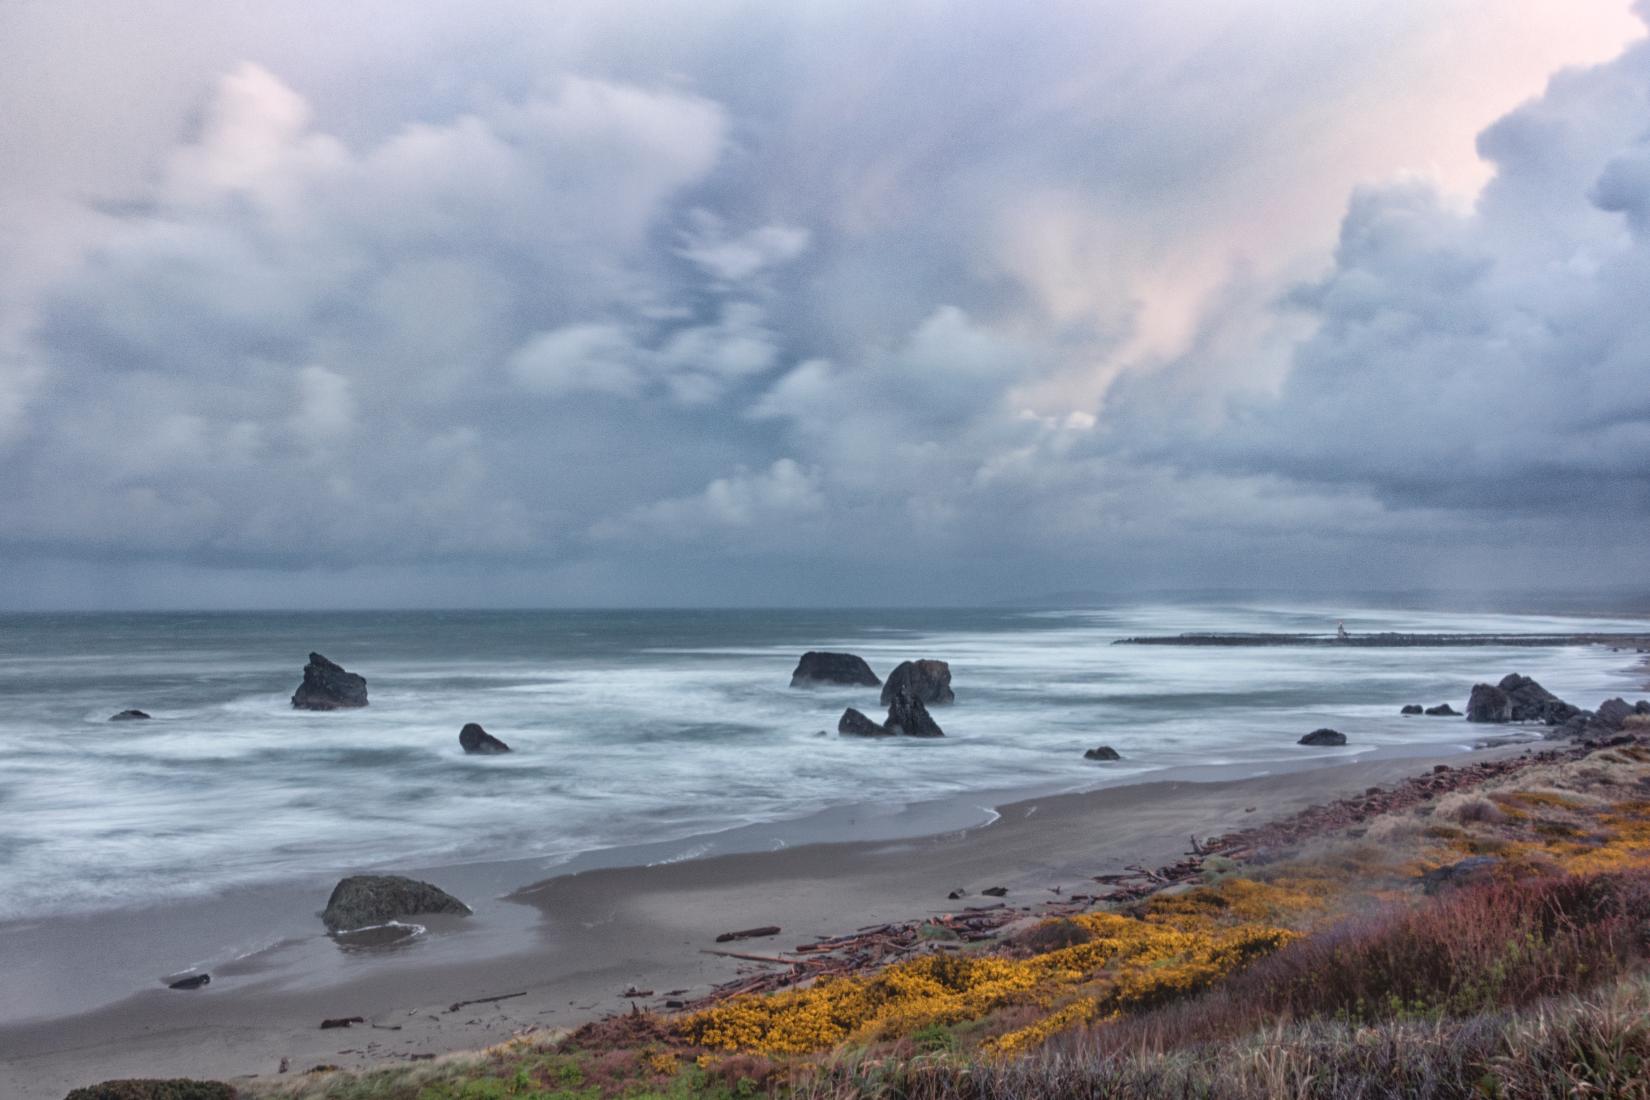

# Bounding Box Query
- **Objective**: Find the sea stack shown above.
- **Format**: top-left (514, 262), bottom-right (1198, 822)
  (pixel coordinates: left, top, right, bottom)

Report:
top-left (880, 660), bottom-right (954, 706)
top-left (459, 722), bottom-right (511, 754)
top-left (790, 651), bottom-right (881, 687)
top-left (291, 652), bottom-right (368, 710)
top-left (884, 686), bottom-right (944, 737)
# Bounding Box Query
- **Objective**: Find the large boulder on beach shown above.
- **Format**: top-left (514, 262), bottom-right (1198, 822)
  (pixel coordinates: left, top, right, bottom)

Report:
top-left (884, 687), bottom-right (944, 737)
top-left (837, 708), bottom-right (888, 736)
top-left (880, 660), bottom-right (954, 706)
top-left (321, 874), bottom-right (470, 933)
top-left (790, 651), bottom-right (880, 688)
top-left (1466, 683), bottom-right (1511, 723)
top-left (291, 652), bottom-right (368, 710)
top-left (459, 723), bottom-right (511, 754)
top-left (1298, 728), bottom-right (1346, 746)
top-left (1468, 675), bottom-right (1578, 725)
top-left (109, 709), bottom-right (151, 721)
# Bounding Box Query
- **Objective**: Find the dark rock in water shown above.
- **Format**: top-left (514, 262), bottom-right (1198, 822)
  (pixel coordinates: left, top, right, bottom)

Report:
top-left (291, 652), bottom-right (368, 710)
top-left (1400, 704), bottom-right (1424, 715)
top-left (1298, 728), bottom-right (1346, 746)
top-left (1084, 745), bottom-right (1121, 761)
top-left (1639, 701), bottom-right (1650, 715)
top-left (167, 973), bottom-right (210, 991)
top-left (884, 687), bottom-right (944, 737)
top-left (1498, 674), bottom-right (1577, 723)
top-left (459, 722), bottom-right (511, 754)
top-left (837, 707), bottom-right (888, 737)
top-left (1421, 855), bottom-right (1499, 895)
top-left (790, 651), bottom-right (881, 687)
top-left (321, 874), bottom-right (470, 933)
top-left (1595, 698), bottom-right (1636, 730)
top-left (1425, 704), bottom-right (1460, 717)
top-left (1466, 683), bottom-right (1511, 723)
top-left (64, 1081), bottom-right (236, 1100)
top-left (880, 659), bottom-right (954, 706)
top-left (110, 709), bottom-right (152, 721)
top-left (981, 886), bottom-right (1009, 897)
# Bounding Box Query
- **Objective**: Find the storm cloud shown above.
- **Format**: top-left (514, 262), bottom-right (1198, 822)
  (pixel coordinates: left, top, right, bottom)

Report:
top-left (0, 0), bottom-right (1645, 606)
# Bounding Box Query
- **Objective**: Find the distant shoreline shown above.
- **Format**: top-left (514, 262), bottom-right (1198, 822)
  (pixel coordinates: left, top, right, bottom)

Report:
top-left (1116, 632), bottom-right (1650, 648)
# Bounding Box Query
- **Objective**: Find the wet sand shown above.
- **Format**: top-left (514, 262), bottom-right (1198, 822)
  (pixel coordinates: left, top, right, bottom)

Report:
top-left (0, 743), bottom-right (1537, 1100)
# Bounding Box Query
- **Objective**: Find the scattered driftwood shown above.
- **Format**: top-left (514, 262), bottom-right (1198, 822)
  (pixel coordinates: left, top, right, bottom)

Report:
top-left (715, 925), bottom-right (782, 943)
top-left (447, 992), bottom-right (526, 1013)
top-left (621, 987), bottom-right (654, 998)
top-left (700, 948), bottom-right (799, 965)
top-left (320, 1016), bottom-right (364, 1029)
top-left (680, 906), bottom-right (1019, 1010)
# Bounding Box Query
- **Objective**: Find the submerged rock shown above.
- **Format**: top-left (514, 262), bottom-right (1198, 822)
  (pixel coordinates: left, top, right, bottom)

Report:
top-left (459, 723), bottom-right (511, 754)
top-left (291, 652), bottom-right (368, 710)
top-left (790, 651), bottom-right (881, 687)
top-left (1400, 704), bottom-right (1424, 715)
top-left (1425, 704), bottom-right (1460, 716)
top-left (1298, 728), bottom-right (1346, 746)
top-left (166, 973), bottom-right (210, 991)
top-left (1084, 745), bottom-right (1121, 761)
top-left (321, 874), bottom-right (470, 933)
top-left (884, 687), bottom-right (944, 737)
top-left (109, 709), bottom-right (152, 721)
top-left (837, 707), bottom-right (888, 737)
top-left (880, 660), bottom-right (955, 706)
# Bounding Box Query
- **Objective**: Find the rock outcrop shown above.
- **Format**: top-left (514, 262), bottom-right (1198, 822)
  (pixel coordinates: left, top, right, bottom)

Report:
top-left (837, 708), bottom-right (888, 736)
top-left (1084, 745), bottom-right (1121, 761)
top-left (884, 687), bottom-right (944, 737)
top-left (1400, 704), bottom-right (1423, 715)
top-left (1468, 674), bottom-right (1579, 725)
top-left (291, 653), bottom-right (368, 710)
top-left (109, 709), bottom-right (152, 721)
top-left (458, 723), bottom-right (511, 754)
top-left (1425, 704), bottom-right (1460, 716)
top-left (321, 874), bottom-right (470, 933)
top-left (1595, 698), bottom-right (1638, 730)
top-left (880, 660), bottom-right (954, 706)
top-left (1298, 728), bottom-right (1346, 746)
top-left (790, 652), bottom-right (880, 688)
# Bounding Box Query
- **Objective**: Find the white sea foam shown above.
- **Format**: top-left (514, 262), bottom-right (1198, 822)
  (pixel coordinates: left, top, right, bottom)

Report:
top-left (0, 604), bottom-right (1642, 921)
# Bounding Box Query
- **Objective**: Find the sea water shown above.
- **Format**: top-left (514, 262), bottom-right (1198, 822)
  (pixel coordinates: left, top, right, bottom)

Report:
top-left (0, 603), bottom-right (1643, 924)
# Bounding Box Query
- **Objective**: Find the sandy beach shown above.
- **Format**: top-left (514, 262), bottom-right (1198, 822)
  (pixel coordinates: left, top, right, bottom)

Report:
top-left (0, 742), bottom-right (1536, 1100)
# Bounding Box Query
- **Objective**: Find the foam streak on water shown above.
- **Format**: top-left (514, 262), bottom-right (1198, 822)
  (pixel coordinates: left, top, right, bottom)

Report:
top-left (0, 604), bottom-right (1641, 921)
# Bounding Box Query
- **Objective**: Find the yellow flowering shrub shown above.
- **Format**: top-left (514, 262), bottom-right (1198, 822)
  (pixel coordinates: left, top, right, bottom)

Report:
top-left (680, 911), bottom-right (1294, 1054)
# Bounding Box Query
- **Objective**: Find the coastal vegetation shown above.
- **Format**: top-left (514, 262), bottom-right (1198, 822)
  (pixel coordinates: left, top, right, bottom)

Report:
top-left (231, 735), bottom-right (1650, 1100)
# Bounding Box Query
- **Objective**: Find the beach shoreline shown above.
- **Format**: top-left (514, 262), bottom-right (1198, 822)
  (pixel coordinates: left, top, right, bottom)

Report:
top-left (0, 739), bottom-right (1541, 1100)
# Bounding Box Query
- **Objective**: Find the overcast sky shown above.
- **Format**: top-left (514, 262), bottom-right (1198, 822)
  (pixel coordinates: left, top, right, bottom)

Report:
top-left (2, 0), bottom-right (1648, 609)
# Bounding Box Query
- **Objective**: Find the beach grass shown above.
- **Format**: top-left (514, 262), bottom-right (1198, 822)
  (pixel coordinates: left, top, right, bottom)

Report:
top-left (241, 737), bottom-right (1650, 1100)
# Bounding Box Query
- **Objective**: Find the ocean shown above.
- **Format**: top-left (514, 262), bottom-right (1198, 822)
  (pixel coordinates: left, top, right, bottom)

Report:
top-left (0, 602), bottom-right (1644, 925)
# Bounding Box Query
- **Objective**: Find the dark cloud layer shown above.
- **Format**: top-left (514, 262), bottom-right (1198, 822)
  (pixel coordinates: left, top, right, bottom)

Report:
top-left (0, 1), bottom-right (1645, 607)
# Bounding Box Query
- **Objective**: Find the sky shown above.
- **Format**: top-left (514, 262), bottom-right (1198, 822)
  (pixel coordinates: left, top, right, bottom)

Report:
top-left (1, 0), bottom-right (1648, 609)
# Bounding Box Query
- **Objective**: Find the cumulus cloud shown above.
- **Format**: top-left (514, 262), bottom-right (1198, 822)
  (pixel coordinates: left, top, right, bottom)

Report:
top-left (1103, 28), bottom-right (1650, 530)
top-left (2, 2), bottom-right (1648, 605)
